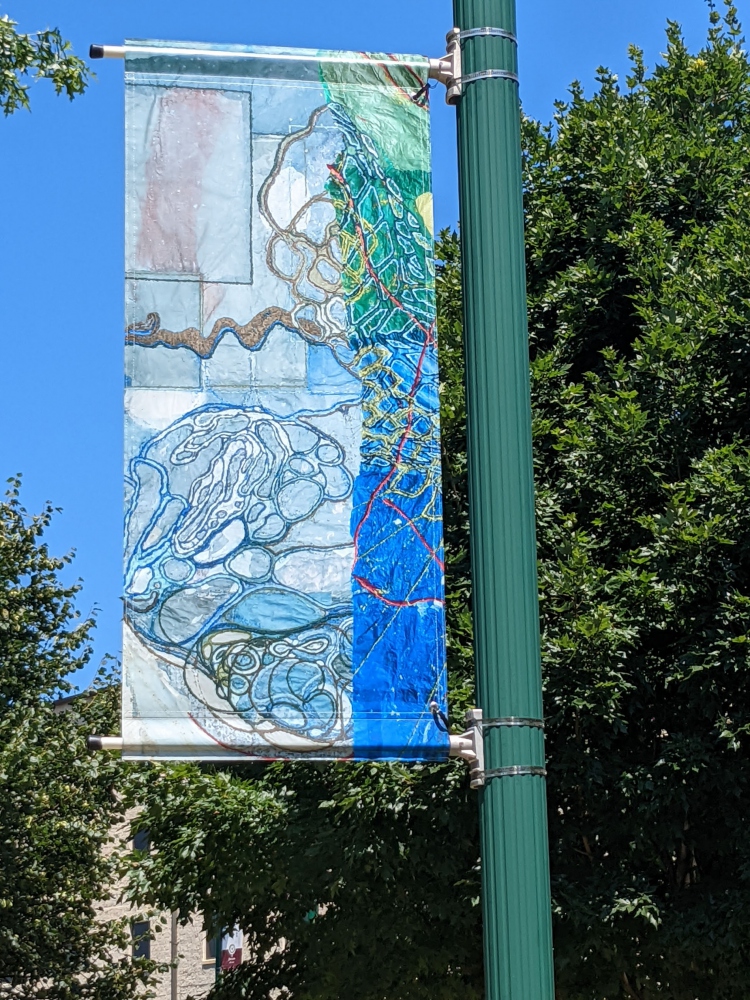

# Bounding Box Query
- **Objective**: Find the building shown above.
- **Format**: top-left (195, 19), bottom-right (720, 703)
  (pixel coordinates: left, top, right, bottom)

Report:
top-left (99, 813), bottom-right (228, 1000)
top-left (54, 693), bottom-right (233, 999)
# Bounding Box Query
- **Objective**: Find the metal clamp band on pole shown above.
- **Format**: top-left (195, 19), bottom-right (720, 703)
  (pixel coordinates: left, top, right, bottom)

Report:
top-left (459, 28), bottom-right (518, 44)
top-left (482, 717), bottom-right (545, 731)
top-left (462, 69), bottom-right (519, 86)
top-left (484, 765), bottom-right (548, 780)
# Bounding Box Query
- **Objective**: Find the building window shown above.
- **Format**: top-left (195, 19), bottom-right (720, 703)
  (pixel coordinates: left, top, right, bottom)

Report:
top-left (133, 829), bottom-right (150, 853)
top-left (203, 933), bottom-right (217, 964)
top-left (132, 920), bottom-right (151, 960)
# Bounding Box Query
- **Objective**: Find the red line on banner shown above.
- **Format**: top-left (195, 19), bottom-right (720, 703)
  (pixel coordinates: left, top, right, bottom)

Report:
top-left (328, 162), bottom-right (440, 608)
top-left (382, 497), bottom-right (444, 571)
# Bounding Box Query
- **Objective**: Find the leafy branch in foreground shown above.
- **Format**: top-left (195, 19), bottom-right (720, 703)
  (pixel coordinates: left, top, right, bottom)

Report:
top-left (0, 481), bottom-right (159, 998)
top-left (0, 13), bottom-right (90, 116)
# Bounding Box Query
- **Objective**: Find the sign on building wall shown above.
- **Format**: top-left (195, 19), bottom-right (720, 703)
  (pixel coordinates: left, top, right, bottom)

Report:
top-left (219, 927), bottom-right (243, 972)
top-left (122, 40), bottom-right (447, 761)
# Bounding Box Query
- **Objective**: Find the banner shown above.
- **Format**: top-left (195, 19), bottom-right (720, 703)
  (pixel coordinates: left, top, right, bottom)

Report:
top-left (219, 926), bottom-right (243, 972)
top-left (122, 40), bottom-right (447, 760)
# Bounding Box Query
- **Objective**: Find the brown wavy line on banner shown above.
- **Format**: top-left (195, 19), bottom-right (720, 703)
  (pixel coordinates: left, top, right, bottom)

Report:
top-left (126, 307), bottom-right (323, 358)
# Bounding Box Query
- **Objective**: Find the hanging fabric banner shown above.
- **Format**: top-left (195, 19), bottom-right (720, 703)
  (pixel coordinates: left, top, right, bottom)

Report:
top-left (219, 926), bottom-right (243, 972)
top-left (122, 40), bottom-right (447, 760)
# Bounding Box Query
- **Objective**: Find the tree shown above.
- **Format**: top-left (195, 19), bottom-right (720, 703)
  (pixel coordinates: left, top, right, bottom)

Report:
top-left (0, 480), bottom-right (157, 999)
top-left (526, 5), bottom-right (750, 996)
top-left (127, 5), bottom-right (750, 998)
top-left (0, 13), bottom-right (89, 116)
top-left (527, 0), bottom-right (750, 988)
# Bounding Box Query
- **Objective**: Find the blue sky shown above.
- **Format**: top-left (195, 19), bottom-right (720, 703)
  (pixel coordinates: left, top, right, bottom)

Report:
top-left (0, 0), bottom-right (716, 687)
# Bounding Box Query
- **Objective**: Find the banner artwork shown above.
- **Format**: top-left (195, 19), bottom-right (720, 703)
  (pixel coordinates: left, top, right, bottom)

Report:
top-left (122, 40), bottom-right (447, 760)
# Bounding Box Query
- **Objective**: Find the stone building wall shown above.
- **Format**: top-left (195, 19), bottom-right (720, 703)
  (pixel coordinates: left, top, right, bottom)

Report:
top-left (97, 813), bottom-right (222, 1000)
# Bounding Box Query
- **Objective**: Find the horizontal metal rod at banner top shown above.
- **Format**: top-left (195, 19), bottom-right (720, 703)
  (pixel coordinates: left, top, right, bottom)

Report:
top-left (90, 45), bottom-right (125, 58)
top-left (89, 43), bottom-right (429, 69)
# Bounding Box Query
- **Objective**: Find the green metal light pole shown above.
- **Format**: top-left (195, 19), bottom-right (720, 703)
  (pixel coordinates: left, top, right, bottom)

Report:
top-left (451, 1), bottom-right (555, 997)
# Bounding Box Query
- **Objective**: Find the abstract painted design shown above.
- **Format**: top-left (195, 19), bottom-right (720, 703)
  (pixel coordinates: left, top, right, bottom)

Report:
top-left (122, 40), bottom-right (447, 760)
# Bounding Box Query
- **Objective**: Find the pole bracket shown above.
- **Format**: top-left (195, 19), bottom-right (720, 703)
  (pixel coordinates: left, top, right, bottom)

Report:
top-left (448, 708), bottom-right (485, 789)
top-left (428, 28), bottom-right (462, 105)
top-left (428, 26), bottom-right (519, 104)
top-left (449, 710), bottom-right (547, 788)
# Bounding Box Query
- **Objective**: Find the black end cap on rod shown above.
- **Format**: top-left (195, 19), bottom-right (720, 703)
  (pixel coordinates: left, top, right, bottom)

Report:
top-left (87, 735), bottom-right (103, 750)
top-left (89, 44), bottom-right (104, 59)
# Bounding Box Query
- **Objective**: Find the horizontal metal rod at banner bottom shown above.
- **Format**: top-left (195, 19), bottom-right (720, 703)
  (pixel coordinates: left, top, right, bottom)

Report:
top-left (87, 735), bottom-right (123, 751)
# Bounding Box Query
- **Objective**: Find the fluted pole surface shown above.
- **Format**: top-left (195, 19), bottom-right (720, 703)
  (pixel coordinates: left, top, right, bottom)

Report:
top-left (452, 1), bottom-right (555, 997)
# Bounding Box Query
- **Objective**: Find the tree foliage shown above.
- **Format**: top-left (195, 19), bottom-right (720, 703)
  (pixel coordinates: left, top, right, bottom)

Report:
top-left (127, 6), bottom-right (750, 998)
top-left (0, 13), bottom-right (89, 116)
top-left (0, 481), bottom-right (156, 999)
top-left (526, 5), bottom-right (750, 996)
